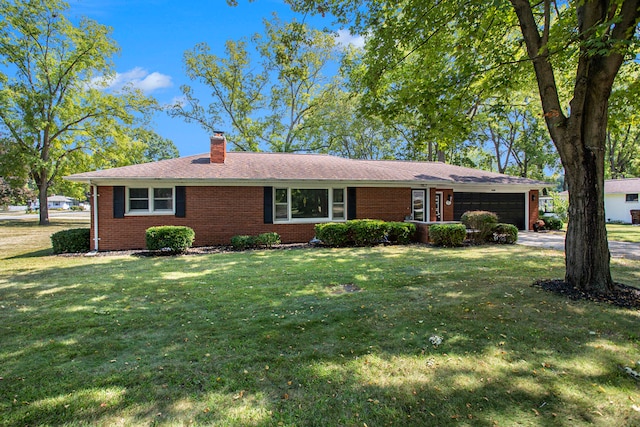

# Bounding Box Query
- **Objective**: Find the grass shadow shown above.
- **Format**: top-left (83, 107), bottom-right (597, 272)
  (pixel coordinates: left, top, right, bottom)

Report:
top-left (1, 245), bottom-right (639, 426)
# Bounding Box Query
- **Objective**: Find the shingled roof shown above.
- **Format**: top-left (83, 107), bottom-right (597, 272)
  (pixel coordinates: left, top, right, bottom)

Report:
top-left (604, 178), bottom-right (640, 193)
top-left (66, 151), bottom-right (547, 187)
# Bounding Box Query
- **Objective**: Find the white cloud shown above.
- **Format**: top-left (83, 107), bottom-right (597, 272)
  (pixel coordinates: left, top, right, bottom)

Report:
top-left (92, 67), bottom-right (173, 93)
top-left (335, 30), bottom-right (365, 49)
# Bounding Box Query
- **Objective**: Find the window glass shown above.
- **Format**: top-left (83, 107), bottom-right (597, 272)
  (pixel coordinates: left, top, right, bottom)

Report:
top-left (129, 188), bottom-right (149, 211)
top-left (412, 190), bottom-right (425, 221)
top-left (626, 193), bottom-right (639, 202)
top-left (291, 189), bottom-right (328, 219)
top-left (332, 188), bottom-right (345, 219)
top-left (275, 188), bottom-right (288, 220)
top-left (154, 188), bottom-right (173, 211)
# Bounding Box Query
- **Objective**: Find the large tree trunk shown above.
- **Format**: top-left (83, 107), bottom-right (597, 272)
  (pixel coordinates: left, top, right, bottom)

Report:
top-left (509, 0), bottom-right (639, 294)
top-left (38, 179), bottom-right (50, 226)
top-left (562, 134), bottom-right (613, 293)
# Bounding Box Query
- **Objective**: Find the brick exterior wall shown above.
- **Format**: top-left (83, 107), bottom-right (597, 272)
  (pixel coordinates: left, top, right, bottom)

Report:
top-left (529, 189), bottom-right (540, 230)
top-left (92, 185), bottom-right (413, 251)
top-left (355, 187), bottom-right (412, 221)
top-left (90, 185), bottom-right (537, 250)
top-left (429, 188), bottom-right (454, 221)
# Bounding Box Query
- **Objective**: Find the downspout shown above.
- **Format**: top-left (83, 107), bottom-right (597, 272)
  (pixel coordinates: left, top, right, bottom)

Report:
top-left (92, 184), bottom-right (99, 252)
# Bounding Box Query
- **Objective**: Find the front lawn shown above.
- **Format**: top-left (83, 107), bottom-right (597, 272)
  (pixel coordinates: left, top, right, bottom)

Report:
top-left (607, 223), bottom-right (640, 243)
top-left (1, 220), bottom-right (639, 426)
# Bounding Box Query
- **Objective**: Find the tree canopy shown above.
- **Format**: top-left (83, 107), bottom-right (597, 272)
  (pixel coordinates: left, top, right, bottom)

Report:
top-left (285, 0), bottom-right (640, 293)
top-left (0, 0), bottom-right (170, 224)
top-left (170, 15), bottom-right (339, 152)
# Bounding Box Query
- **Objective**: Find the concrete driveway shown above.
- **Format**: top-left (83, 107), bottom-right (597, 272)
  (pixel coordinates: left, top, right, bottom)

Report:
top-left (517, 231), bottom-right (640, 260)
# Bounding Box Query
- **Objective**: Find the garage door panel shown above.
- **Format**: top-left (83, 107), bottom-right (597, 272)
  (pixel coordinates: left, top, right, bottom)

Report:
top-left (453, 192), bottom-right (525, 229)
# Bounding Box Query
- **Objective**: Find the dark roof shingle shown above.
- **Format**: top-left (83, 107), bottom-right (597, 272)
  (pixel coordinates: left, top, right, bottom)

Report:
top-left (66, 152), bottom-right (546, 187)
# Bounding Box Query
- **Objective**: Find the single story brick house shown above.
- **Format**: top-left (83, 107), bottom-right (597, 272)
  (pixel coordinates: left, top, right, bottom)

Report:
top-left (66, 133), bottom-right (547, 251)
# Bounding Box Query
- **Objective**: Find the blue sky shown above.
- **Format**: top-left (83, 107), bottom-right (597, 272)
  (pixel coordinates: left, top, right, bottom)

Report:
top-left (68, 0), bottom-right (362, 157)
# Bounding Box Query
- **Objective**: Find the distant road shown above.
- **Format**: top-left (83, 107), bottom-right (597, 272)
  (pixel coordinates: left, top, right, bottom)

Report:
top-left (0, 211), bottom-right (90, 221)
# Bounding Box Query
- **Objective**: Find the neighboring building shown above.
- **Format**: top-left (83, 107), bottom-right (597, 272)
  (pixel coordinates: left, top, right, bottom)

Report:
top-left (66, 133), bottom-right (547, 251)
top-left (47, 195), bottom-right (77, 210)
top-left (603, 178), bottom-right (640, 223)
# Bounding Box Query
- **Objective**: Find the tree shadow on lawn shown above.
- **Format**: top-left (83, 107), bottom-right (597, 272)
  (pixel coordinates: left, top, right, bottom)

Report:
top-left (1, 247), bottom-right (639, 426)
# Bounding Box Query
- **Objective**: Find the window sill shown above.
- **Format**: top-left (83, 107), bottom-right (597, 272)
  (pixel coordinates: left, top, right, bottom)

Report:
top-left (274, 218), bottom-right (346, 224)
top-left (125, 211), bottom-right (175, 217)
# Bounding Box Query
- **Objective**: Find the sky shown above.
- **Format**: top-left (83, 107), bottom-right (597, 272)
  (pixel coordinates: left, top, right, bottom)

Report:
top-left (67, 0), bottom-right (362, 157)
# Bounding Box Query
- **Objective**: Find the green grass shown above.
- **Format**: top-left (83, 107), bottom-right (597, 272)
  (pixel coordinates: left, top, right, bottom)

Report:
top-left (607, 223), bottom-right (640, 243)
top-left (1, 220), bottom-right (639, 426)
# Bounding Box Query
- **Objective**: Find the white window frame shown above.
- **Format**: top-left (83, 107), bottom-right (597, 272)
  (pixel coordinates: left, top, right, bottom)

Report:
top-left (274, 187), bottom-right (346, 224)
top-left (126, 186), bottom-right (175, 215)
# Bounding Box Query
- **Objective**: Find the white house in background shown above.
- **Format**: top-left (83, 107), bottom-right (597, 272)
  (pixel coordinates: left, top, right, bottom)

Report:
top-left (604, 178), bottom-right (640, 223)
top-left (555, 178), bottom-right (640, 224)
top-left (47, 195), bottom-right (77, 210)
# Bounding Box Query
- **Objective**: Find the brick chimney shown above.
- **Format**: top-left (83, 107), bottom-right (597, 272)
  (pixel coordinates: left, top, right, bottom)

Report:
top-left (210, 131), bottom-right (226, 164)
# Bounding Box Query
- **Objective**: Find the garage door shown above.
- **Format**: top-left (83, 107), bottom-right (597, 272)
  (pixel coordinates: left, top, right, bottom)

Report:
top-left (453, 192), bottom-right (526, 229)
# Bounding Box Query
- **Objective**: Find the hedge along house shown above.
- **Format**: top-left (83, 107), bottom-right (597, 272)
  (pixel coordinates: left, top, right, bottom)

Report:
top-left (66, 133), bottom-right (547, 251)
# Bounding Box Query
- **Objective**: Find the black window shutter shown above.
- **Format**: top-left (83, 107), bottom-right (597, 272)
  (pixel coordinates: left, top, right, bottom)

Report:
top-left (113, 186), bottom-right (125, 218)
top-left (264, 187), bottom-right (273, 224)
top-left (347, 187), bottom-right (357, 220)
top-left (175, 186), bottom-right (186, 217)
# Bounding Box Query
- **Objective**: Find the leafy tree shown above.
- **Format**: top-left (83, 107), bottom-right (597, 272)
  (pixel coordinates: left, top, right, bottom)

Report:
top-left (304, 90), bottom-right (400, 159)
top-left (170, 15), bottom-right (338, 152)
top-left (606, 62), bottom-right (640, 178)
top-left (0, 0), bottom-right (158, 225)
top-left (286, 0), bottom-right (640, 294)
top-left (472, 95), bottom-right (560, 180)
top-left (50, 128), bottom-right (179, 200)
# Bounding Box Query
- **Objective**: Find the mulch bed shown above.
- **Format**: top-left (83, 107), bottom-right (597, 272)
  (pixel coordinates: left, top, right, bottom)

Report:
top-left (533, 279), bottom-right (640, 309)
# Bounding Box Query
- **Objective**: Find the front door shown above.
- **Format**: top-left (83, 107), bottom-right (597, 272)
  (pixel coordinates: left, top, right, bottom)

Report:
top-left (435, 191), bottom-right (443, 221)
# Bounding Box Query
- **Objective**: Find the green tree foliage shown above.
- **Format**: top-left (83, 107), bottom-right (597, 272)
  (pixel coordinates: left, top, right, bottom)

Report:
top-left (170, 15), bottom-right (338, 152)
top-left (472, 93), bottom-right (560, 180)
top-left (606, 62), bottom-right (640, 178)
top-left (286, 0), bottom-right (640, 293)
top-left (0, 0), bottom-right (160, 224)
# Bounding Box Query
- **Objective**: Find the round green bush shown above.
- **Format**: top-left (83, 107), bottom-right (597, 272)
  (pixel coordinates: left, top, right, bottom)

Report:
top-left (230, 235), bottom-right (256, 250)
top-left (51, 228), bottom-right (91, 254)
top-left (461, 210), bottom-right (499, 242)
top-left (542, 216), bottom-right (563, 230)
top-left (428, 223), bottom-right (466, 247)
top-left (491, 223), bottom-right (518, 244)
top-left (145, 226), bottom-right (195, 254)
top-left (255, 232), bottom-right (281, 248)
top-left (386, 222), bottom-right (416, 244)
top-left (315, 222), bottom-right (351, 246)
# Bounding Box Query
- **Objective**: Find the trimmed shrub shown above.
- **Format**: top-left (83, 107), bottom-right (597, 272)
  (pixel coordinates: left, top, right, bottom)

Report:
top-left (461, 210), bottom-right (499, 242)
top-left (146, 226), bottom-right (195, 254)
top-left (492, 223), bottom-right (518, 244)
top-left (255, 232), bottom-right (281, 248)
top-left (230, 235), bottom-right (257, 250)
top-left (315, 222), bottom-right (351, 247)
top-left (542, 216), bottom-right (563, 230)
top-left (349, 219), bottom-right (388, 246)
top-left (428, 223), bottom-right (466, 247)
top-left (386, 221), bottom-right (416, 244)
top-left (51, 228), bottom-right (90, 254)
